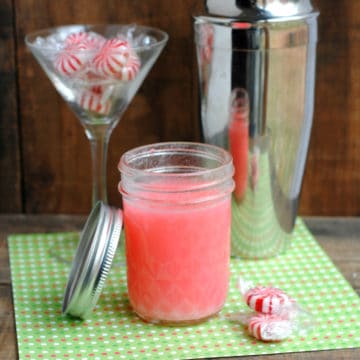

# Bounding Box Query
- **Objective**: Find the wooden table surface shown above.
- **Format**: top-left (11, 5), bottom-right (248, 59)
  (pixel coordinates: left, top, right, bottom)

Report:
top-left (0, 215), bottom-right (359, 359)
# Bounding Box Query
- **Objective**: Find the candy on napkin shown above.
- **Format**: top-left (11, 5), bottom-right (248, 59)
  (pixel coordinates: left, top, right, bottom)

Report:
top-left (244, 285), bottom-right (295, 315)
top-left (239, 278), bottom-right (296, 315)
top-left (237, 278), bottom-right (312, 342)
top-left (247, 313), bottom-right (293, 341)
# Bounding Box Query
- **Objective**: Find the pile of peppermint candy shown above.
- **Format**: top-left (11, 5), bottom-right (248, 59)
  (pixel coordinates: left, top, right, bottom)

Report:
top-left (238, 278), bottom-right (312, 342)
top-left (38, 30), bottom-right (141, 116)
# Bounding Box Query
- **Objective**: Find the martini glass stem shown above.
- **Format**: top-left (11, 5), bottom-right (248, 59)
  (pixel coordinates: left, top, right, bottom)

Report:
top-left (85, 124), bottom-right (112, 206)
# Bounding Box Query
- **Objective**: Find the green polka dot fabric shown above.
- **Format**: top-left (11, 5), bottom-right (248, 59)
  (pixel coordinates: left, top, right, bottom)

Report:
top-left (8, 219), bottom-right (360, 359)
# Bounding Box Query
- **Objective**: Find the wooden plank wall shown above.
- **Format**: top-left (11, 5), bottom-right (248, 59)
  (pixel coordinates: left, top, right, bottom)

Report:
top-left (0, 0), bottom-right (359, 215)
top-left (301, 0), bottom-right (360, 216)
top-left (0, 0), bottom-right (22, 212)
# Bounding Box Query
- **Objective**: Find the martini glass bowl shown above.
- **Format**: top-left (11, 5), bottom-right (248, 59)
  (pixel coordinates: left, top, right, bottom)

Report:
top-left (25, 24), bottom-right (168, 206)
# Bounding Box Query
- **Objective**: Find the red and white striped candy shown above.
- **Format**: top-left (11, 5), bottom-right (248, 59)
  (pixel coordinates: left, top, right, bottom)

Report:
top-left (64, 31), bottom-right (105, 49)
top-left (77, 88), bottom-right (111, 115)
top-left (54, 41), bottom-right (95, 77)
top-left (64, 31), bottom-right (90, 46)
top-left (55, 32), bottom-right (103, 77)
top-left (245, 286), bottom-right (293, 315)
top-left (54, 49), bottom-right (89, 77)
top-left (248, 313), bottom-right (292, 341)
top-left (117, 52), bottom-right (140, 81)
top-left (92, 38), bottom-right (140, 80)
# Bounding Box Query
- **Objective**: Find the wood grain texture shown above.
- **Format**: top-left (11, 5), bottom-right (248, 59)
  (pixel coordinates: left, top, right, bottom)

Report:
top-left (0, 0), bottom-right (22, 213)
top-left (0, 215), bottom-right (359, 359)
top-left (0, 0), bottom-right (359, 214)
top-left (0, 285), bottom-right (17, 360)
top-left (300, 0), bottom-right (360, 215)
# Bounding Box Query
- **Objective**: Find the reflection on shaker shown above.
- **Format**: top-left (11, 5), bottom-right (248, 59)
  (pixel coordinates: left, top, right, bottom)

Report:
top-left (199, 23), bottom-right (214, 65)
top-left (228, 88), bottom-right (249, 202)
top-left (250, 146), bottom-right (260, 191)
top-left (197, 23), bottom-right (214, 97)
top-left (231, 133), bottom-right (289, 258)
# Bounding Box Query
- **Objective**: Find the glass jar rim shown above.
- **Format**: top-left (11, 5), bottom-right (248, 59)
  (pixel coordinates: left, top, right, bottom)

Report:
top-left (118, 141), bottom-right (234, 203)
top-left (118, 141), bottom-right (233, 178)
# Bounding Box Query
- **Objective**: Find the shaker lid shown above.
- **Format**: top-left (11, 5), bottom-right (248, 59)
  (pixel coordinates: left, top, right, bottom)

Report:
top-left (62, 201), bottom-right (123, 319)
top-left (194, 0), bottom-right (316, 22)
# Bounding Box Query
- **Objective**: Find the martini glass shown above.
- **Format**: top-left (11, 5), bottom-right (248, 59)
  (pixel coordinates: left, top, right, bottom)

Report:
top-left (25, 24), bottom-right (168, 206)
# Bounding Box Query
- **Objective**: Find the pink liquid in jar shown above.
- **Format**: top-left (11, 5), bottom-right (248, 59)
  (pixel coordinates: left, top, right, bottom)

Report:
top-left (119, 142), bottom-right (234, 324)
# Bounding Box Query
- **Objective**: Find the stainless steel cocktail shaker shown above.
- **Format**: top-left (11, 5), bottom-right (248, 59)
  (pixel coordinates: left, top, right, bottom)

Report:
top-left (194, 0), bottom-right (319, 258)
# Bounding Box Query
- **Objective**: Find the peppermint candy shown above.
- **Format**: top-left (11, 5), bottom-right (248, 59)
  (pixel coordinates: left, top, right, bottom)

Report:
top-left (64, 31), bottom-right (91, 46)
top-left (54, 33), bottom-right (99, 77)
top-left (248, 313), bottom-right (292, 342)
top-left (245, 286), bottom-right (294, 315)
top-left (54, 49), bottom-right (90, 77)
top-left (64, 31), bottom-right (105, 49)
top-left (237, 279), bottom-right (311, 342)
top-left (53, 31), bottom-right (140, 81)
top-left (92, 38), bottom-right (140, 80)
top-left (117, 53), bottom-right (141, 81)
top-left (77, 87), bottom-right (111, 115)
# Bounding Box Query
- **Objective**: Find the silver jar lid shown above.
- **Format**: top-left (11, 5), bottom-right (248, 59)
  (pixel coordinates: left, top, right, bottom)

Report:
top-left (62, 201), bottom-right (123, 319)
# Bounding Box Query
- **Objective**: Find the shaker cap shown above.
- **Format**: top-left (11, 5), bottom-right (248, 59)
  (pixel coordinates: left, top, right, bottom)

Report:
top-left (194, 0), bottom-right (316, 21)
top-left (62, 201), bottom-right (123, 319)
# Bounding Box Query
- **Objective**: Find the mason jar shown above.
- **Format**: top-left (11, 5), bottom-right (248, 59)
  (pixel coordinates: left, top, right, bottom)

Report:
top-left (118, 142), bottom-right (234, 324)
